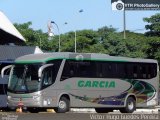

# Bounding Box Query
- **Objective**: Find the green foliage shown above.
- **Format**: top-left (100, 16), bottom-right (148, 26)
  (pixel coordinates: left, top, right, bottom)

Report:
top-left (143, 13), bottom-right (160, 62)
top-left (14, 16), bottom-right (159, 63)
top-left (143, 13), bottom-right (160, 36)
top-left (14, 22), bottom-right (51, 51)
top-left (145, 37), bottom-right (160, 61)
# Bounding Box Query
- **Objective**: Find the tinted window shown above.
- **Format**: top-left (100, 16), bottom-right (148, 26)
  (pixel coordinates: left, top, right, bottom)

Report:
top-left (101, 62), bottom-right (117, 78)
top-left (61, 60), bottom-right (96, 81)
top-left (42, 66), bottom-right (53, 89)
top-left (61, 60), bottom-right (157, 80)
top-left (48, 60), bottom-right (62, 81)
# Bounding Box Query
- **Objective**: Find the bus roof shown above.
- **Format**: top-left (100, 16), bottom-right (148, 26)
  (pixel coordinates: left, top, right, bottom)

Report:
top-left (15, 52), bottom-right (158, 64)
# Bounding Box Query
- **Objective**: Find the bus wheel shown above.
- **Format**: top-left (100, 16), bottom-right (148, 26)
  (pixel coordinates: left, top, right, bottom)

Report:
top-left (95, 108), bottom-right (113, 113)
top-left (120, 97), bottom-right (136, 113)
top-left (54, 97), bottom-right (70, 113)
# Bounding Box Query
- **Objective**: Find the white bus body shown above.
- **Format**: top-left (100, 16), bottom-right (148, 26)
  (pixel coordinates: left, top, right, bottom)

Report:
top-left (6, 53), bottom-right (159, 113)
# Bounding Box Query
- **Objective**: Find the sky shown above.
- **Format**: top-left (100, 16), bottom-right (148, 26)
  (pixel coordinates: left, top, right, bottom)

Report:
top-left (0, 0), bottom-right (159, 34)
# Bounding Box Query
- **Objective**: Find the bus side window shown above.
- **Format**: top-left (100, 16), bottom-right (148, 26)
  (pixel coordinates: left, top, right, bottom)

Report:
top-left (77, 61), bottom-right (94, 77)
top-left (43, 72), bottom-right (52, 85)
top-left (61, 61), bottom-right (70, 81)
top-left (61, 61), bottom-right (77, 81)
top-left (124, 63), bottom-right (131, 79)
top-left (117, 63), bottom-right (127, 78)
top-left (133, 65), bottom-right (138, 79)
top-left (142, 66), bottom-right (147, 79)
top-left (147, 65), bottom-right (151, 79)
top-left (102, 62), bottom-right (116, 78)
top-left (42, 67), bottom-right (53, 88)
top-left (96, 62), bottom-right (103, 78)
top-left (150, 64), bottom-right (157, 78)
top-left (69, 65), bottom-right (75, 76)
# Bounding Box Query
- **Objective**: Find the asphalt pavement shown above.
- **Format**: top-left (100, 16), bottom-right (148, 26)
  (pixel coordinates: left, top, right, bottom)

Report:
top-left (1, 113), bottom-right (92, 120)
top-left (0, 108), bottom-right (159, 120)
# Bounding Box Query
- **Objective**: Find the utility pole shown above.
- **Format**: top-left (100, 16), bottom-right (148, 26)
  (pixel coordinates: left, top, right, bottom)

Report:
top-left (123, 0), bottom-right (126, 39)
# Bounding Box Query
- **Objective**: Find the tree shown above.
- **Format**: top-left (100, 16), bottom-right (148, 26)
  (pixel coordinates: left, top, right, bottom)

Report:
top-left (14, 22), bottom-right (36, 45)
top-left (14, 22), bottom-right (51, 51)
top-left (76, 30), bottom-right (99, 52)
top-left (143, 13), bottom-right (160, 36)
top-left (97, 26), bottom-right (117, 44)
top-left (60, 30), bottom-right (100, 53)
top-left (123, 31), bottom-right (148, 58)
top-left (145, 37), bottom-right (160, 61)
top-left (13, 21), bottom-right (159, 63)
top-left (103, 32), bottom-right (129, 56)
top-left (143, 13), bottom-right (160, 62)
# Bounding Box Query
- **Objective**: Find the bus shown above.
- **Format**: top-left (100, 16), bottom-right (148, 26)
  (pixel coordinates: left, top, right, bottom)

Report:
top-left (2, 52), bottom-right (159, 113)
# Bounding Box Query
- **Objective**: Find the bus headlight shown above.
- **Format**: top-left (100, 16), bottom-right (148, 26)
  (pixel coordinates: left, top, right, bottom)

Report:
top-left (8, 96), bottom-right (11, 99)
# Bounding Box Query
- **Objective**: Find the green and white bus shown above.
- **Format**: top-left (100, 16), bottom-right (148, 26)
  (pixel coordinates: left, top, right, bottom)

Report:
top-left (4, 52), bottom-right (159, 113)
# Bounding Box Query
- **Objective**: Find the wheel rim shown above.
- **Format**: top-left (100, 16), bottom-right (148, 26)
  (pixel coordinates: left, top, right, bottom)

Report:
top-left (59, 101), bottom-right (66, 109)
top-left (128, 101), bottom-right (134, 110)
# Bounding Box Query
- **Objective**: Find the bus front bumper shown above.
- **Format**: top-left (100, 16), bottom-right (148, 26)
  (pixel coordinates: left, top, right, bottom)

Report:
top-left (7, 95), bottom-right (43, 108)
top-left (8, 98), bottom-right (42, 107)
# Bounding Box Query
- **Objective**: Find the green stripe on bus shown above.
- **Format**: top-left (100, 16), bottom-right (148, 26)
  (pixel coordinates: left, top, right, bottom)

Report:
top-left (15, 58), bottom-right (128, 64)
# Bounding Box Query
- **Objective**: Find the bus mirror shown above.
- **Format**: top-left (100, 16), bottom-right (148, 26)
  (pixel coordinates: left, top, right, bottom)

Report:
top-left (38, 64), bottom-right (54, 79)
top-left (1, 65), bottom-right (12, 78)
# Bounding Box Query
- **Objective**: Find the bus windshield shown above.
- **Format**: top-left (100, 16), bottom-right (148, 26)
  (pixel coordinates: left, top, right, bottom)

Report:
top-left (8, 64), bottom-right (42, 93)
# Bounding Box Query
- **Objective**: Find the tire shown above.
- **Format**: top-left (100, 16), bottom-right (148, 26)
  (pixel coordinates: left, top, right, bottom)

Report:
top-left (120, 97), bottom-right (136, 113)
top-left (54, 97), bottom-right (70, 113)
top-left (28, 108), bottom-right (39, 113)
top-left (95, 108), bottom-right (113, 113)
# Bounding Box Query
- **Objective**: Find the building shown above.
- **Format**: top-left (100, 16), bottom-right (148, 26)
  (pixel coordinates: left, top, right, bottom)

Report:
top-left (0, 11), bottom-right (26, 45)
